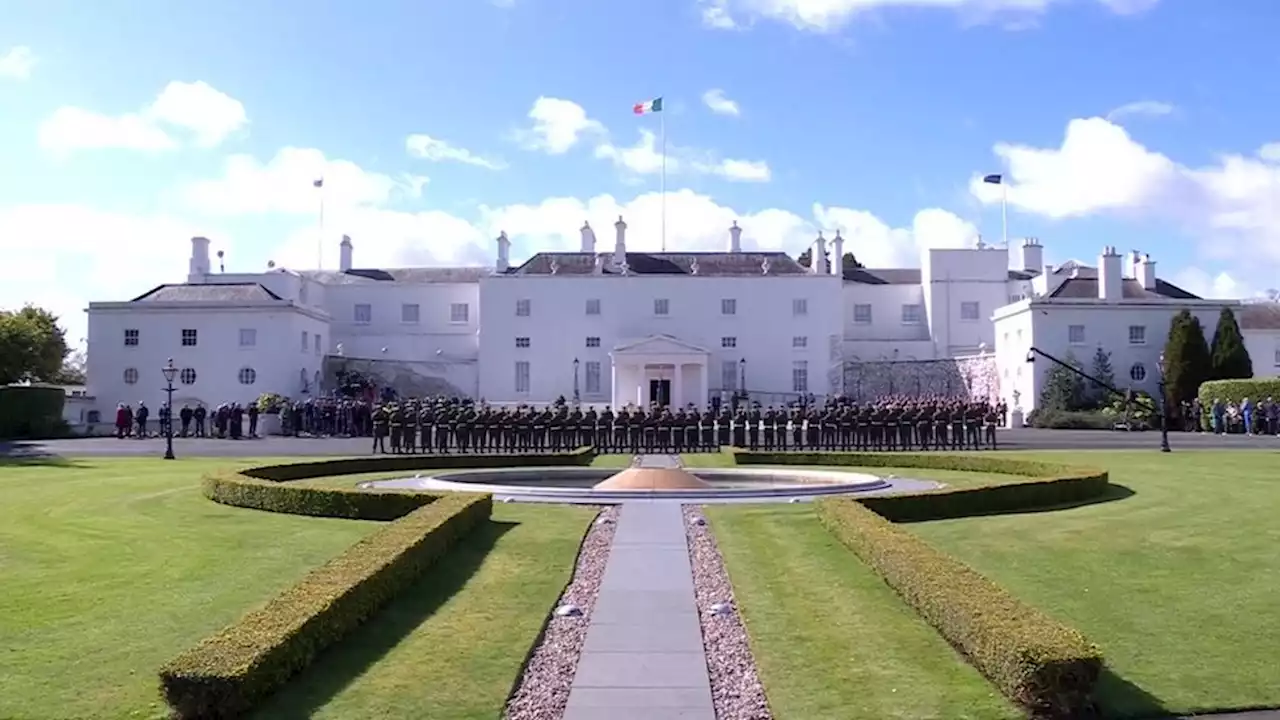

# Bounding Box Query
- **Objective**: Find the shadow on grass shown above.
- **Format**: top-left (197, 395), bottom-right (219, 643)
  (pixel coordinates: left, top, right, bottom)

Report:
top-left (249, 518), bottom-right (516, 719)
top-left (900, 483), bottom-right (1137, 524)
top-left (0, 443), bottom-right (85, 467)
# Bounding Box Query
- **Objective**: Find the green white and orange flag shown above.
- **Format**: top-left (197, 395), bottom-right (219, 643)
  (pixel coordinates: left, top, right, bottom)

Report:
top-left (633, 97), bottom-right (663, 115)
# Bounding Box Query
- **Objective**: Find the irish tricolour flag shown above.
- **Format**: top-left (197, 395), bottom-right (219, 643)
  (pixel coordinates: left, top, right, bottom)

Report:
top-left (633, 97), bottom-right (663, 115)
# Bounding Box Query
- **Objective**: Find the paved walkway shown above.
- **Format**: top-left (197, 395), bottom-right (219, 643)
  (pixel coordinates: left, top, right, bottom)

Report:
top-left (564, 455), bottom-right (714, 720)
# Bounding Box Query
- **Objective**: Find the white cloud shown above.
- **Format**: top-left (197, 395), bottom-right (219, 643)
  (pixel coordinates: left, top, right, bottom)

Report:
top-left (405, 134), bottom-right (506, 170)
top-left (515, 97), bottom-right (605, 154)
top-left (702, 89), bottom-right (741, 117)
top-left (37, 81), bottom-right (247, 154)
top-left (0, 46), bottom-right (36, 79)
top-left (1172, 268), bottom-right (1249, 300)
top-left (698, 0), bottom-right (1157, 33)
top-left (594, 128), bottom-right (773, 183)
top-left (1106, 100), bottom-right (1175, 122)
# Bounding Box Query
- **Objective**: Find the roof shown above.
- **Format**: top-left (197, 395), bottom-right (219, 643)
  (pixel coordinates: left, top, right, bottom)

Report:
top-left (509, 251), bottom-right (810, 276)
top-left (1238, 303), bottom-right (1280, 330)
top-left (1046, 277), bottom-right (1202, 301)
top-left (301, 267), bottom-right (490, 284)
top-left (131, 283), bottom-right (283, 303)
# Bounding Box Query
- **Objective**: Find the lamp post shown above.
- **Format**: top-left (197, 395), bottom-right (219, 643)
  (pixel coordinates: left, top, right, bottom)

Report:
top-left (739, 358), bottom-right (747, 408)
top-left (1156, 352), bottom-right (1171, 453)
top-left (161, 358), bottom-right (178, 460)
top-left (572, 357), bottom-right (580, 407)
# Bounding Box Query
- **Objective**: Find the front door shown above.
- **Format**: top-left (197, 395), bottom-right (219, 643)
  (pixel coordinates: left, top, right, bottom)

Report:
top-left (649, 379), bottom-right (671, 408)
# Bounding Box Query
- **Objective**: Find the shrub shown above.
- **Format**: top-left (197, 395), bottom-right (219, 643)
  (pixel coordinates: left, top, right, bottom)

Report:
top-left (239, 446), bottom-right (595, 483)
top-left (0, 385), bottom-right (67, 439)
top-left (1198, 378), bottom-right (1280, 404)
top-left (816, 498), bottom-right (1102, 717)
top-left (1028, 408), bottom-right (1117, 430)
top-left (203, 472), bottom-right (438, 520)
top-left (159, 492), bottom-right (491, 719)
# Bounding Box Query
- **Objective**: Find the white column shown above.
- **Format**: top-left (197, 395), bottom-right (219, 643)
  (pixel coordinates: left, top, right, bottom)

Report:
top-left (698, 361), bottom-right (708, 410)
top-left (673, 363), bottom-right (684, 408)
top-left (611, 362), bottom-right (619, 410)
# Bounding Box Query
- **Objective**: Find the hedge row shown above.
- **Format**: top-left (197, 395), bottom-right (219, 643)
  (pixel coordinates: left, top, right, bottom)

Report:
top-left (240, 446), bottom-right (595, 482)
top-left (160, 492), bottom-right (492, 719)
top-left (816, 498), bottom-right (1102, 718)
top-left (729, 449), bottom-right (1109, 522)
top-left (1198, 378), bottom-right (1280, 404)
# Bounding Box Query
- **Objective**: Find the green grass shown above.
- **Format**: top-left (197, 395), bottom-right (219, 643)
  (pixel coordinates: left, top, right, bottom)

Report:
top-left (706, 504), bottom-right (1020, 720)
top-left (905, 450), bottom-right (1280, 717)
top-left (251, 502), bottom-right (594, 720)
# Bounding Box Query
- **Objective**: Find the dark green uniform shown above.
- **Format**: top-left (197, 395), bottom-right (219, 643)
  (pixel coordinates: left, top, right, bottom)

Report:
top-left (371, 405), bottom-right (389, 453)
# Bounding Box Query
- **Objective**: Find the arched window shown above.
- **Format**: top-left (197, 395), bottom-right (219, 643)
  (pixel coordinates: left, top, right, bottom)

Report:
top-left (123, 368), bottom-right (139, 384)
top-left (1130, 363), bottom-right (1147, 382)
top-left (180, 368), bottom-right (198, 385)
top-left (239, 368), bottom-right (257, 385)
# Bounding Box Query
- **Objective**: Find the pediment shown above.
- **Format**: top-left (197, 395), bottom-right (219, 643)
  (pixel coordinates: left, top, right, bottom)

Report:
top-left (612, 334), bottom-right (710, 356)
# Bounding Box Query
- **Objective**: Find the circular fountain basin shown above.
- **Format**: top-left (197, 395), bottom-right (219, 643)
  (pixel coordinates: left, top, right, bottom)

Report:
top-left (359, 466), bottom-right (941, 505)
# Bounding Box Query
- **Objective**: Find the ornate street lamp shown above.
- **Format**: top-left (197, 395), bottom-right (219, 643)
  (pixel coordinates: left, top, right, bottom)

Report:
top-left (572, 357), bottom-right (581, 406)
top-left (161, 358), bottom-right (178, 460)
top-left (1157, 352), bottom-right (1171, 453)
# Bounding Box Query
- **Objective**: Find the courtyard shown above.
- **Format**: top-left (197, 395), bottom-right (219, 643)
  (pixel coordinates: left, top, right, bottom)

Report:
top-left (1, 448), bottom-right (1277, 719)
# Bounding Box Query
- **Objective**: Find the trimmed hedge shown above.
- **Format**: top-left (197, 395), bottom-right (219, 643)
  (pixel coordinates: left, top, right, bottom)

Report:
top-left (1198, 378), bottom-right (1280, 404)
top-left (240, 446), bottom-right (596, 482)
top-left (816, 498), bottom-right (1102, 718)
top-left (0, 385), bottom-right (66, 439)
top-left (729, 449), bottom-right (1110, 522)
top-left (160, 492), bottom-right (491, 719)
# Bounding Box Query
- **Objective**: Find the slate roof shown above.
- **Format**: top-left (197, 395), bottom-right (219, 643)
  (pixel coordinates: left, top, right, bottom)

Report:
top-left (839, 267), bottom-right (1035, 285)
top-left (1046, 277), bottom-right (1202, 301)
top-left (301, 267), bottom-right (490, 284)
top-left (508, 251), bottom-right (811, 276)
top-left (1238, 303), bottom-right (1280, 330)
top-left (131, 283), bottom-right (283, 303)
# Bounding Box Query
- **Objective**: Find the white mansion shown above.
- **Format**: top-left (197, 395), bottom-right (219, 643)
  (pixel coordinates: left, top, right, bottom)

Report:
top-left (84, 218), bottom-right (1280, 417)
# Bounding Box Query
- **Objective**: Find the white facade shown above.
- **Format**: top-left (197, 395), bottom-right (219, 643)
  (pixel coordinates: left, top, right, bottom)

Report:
top-left (84, 227), bottom-right (1258, 415)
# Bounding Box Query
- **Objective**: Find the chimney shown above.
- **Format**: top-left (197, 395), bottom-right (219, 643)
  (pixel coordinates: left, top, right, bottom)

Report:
top-left (580, 221), bottom-right (596, 253)
top-left (496, 231), bottom-right (511, 273)
top-left (728, 221), bottom-right (742, 253)
top-left (339, 235), bottom-right (353, 272)
top-left (831, 230), bottom-right (845, 276)
top-left (1099, 245), bottom-right (1122, 301)
top-left (1138, 253), bottom-right (1156, 290)
top-left (1128, 249), bottom-right (1142, 279)
top-left (613, 215), bottom-right (627, 268)
top-left (1018, 237), bottom-right (1044, 274)
top-left (188, 236), bottom-right (211, 283)
top-left (811, 233), bottom-right (828, 275)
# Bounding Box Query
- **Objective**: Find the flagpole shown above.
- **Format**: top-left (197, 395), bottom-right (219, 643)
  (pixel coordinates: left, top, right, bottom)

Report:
top-left (1000, 181), bottom-right (1008, 247)
top-left (660, 106), bottom-right (667, 253)
top-left (317, 183), bottom-right (325, 269)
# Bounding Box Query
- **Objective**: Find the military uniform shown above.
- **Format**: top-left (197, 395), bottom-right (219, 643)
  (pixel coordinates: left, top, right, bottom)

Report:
top-left (747, 407), bottom-right (761, 450)
top-left (762, 408), bottom-right (776, 450)
top-left (372, 405), bottom-right (389, 453)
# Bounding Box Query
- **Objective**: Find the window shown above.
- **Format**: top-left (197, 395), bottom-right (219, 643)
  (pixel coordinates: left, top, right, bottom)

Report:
top-left (1274, 347), bottom-right (1280, 367)
top-left (179, 368), bottom-right (197, 385)
top-left (654, 298), bottom-right (670, 316)
top-left (515, 361), bottom-right (530, 393)
top-left (853, 304), bottom-right (872, 324)
top-left (238, 367), bottom-right (257, 385)
top-left (792, 336), bottom-right (808, 348)
top-left (301, 331), bottom-right (308, 352)
top-left (314, 334), bottom-right (322, 355)
top-left (585, 361), bottom-right (602, 394)
top-left (1130, 363), bottom-right (1147, 382)
top-left (123, 329), bottom-right (139, 347)
top-left (402, 303), bottom-right (420, 323)
top-left (450, 303), bottom-right (469, 323)
top-left (123, 368), bottom-right (139, 384)
top-left (792, 298), bottom-right (808, 316)
top-left (239, 328), bottom-right (257, 347)
top-left (792, 360), bottom-right (809, 393)
top-left (901, 304), bottom-right (922, 324)
top-left (721, 360), bottom-right (738, 391)
top-left (516, 299), bottom-right (531, 317)
top-left (586, 336), bottom-right (601, 348)
top-left (960, 301), bottom-right (980, 321)
top-left (515, 337), bottom-right (531, 348)
top-left (1068, 325), bottom-right (1086, 344)
top-left (721, 336), bottom-right (737, 348)
top-left (181, 328), bottom-right (198, 346)
top-left (721, 298), bottom-right (737, 315)
top-left (353, 303), bottom-right (372, 323)
top-left (586, 298), bottom-right (601, 315)
top-left (1128, 325), bottom-right (1147, 345)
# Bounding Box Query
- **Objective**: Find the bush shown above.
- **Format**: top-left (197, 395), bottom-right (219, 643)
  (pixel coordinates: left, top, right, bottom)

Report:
top-left (203, 473), bottom-right (439, 520)
top-left (239, 447), bottom-right (595, 483)
top-left (816, 498), bottom-right (1102, 717)
top-left (0, 385), bottom-right (67, 439)
top-left (729, 450), bottom-right (1110, 522)
top-left (1198, 378), bottom-right (1280, 404)
top-left (1028, 409), bottom-right (1117, 430)
top-left (159, 492), bottom-right (491, 719)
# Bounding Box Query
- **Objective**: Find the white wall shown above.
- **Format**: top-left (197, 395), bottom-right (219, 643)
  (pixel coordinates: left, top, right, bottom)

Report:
top-left (324, 282), bottom-right (480, 361)
top-left (921, 247), bottom-right (1020, 355)
top-left (1243, 329), bottom-right (1280, 379)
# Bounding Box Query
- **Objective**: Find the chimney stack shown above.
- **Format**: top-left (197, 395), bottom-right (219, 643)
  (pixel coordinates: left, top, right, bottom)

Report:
top-left (831, 230), bottom-right (845, 276)
top-left (1099, 246), bottom-right (1122, 301)
top-left (1018, 237), bottom-right (1044, 274)
top-left (811, 233), bottom-right (828, 275)
top-left (614, 215), bottom-right (627, 268)
top-left (728, 221), bottom-right (742, 253)
top-left (496, 231), bottom-right (511, 273)
top-left (188, 236), bottom-right (211, 283)
top-left (580, 221), bottom-right (596, 253)
top-left (1137, 253), bottom-right (1156, 290)
top-left (339, 235), bottom-right (353, 272)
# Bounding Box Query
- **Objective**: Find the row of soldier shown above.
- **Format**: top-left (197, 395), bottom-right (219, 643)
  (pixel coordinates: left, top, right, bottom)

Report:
top-left (369, 396), bottom-right (1006, 454)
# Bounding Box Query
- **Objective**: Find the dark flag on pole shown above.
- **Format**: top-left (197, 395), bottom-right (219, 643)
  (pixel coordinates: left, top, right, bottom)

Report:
top-left (313, 178), bottom-right (324, 188)
top-left (982, 173), bottom-right (1003, 184)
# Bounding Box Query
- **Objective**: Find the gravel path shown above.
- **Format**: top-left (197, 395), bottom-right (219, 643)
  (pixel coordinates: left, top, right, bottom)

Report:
top-left (684, 505), bottom-right (774, 720)
top-left (503, 505), bottom-right (618, 720)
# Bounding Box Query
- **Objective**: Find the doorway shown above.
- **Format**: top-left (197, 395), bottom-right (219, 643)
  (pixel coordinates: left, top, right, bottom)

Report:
top-left (648, 379), bottom-right (671, 408)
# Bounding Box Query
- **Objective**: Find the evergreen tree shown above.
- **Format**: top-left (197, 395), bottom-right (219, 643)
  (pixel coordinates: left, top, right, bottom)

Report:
top-left (1039, 350), bottom-right (1086, 412)
top-left (1209, 307), bottom-right (1253, 380)
top-left (797, 248), bottom-right (863, 271)
top-left (1088, 345), bottom-right (1116, 407)
top-left (1162, 310), bottom-right (1213, 407)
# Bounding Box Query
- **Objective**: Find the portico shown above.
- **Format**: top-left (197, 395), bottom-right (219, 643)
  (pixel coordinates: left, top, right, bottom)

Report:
top-left (610, 335), bottom-right (711, 410)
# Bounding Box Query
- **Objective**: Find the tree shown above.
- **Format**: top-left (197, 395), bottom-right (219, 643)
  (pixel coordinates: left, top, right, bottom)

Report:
top-left (1162, 309), bottom-right (1212, 407)
top-left (797, 249), bottom-right (863, 272)
top-left (52, 347), bottom-right (87, 385)
top-left (1039, 350), bottom-right (1086, 412)
top-left (1087, 345), bottom-right (1116, 407)
top-left (0, 305), bottom-right (69, 386)
top-left (1209, 307), bottom-right (1253, 380)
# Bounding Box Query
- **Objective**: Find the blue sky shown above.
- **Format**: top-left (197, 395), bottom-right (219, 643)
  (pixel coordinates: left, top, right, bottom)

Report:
top-left (2, 0), bottom-right (1278, 343)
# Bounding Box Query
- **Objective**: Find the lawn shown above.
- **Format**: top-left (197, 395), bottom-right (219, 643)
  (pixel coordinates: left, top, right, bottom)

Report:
top-left (707, 504), bottom-right (1020, 720)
